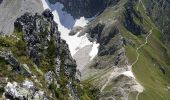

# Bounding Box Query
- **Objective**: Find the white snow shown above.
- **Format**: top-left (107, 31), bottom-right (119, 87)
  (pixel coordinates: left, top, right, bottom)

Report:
top-left (121, 65), bottom-right (135, 78)
top-left (74, 17), bottom-right (89, 27)
top-left (41, 0), bottom-right (99, 59)
top-left (122, 71), bottom-right (135, 78)
top-left (89, 42), bottom-right (100, 60)
top-left (125, 65), bottom-right (144, 93)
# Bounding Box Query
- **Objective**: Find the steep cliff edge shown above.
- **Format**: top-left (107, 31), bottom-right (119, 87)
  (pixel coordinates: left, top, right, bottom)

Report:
top-left (0, 10), bottom-right (97, 100)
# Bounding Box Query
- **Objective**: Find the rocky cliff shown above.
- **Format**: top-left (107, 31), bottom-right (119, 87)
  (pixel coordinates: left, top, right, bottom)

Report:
top-left (0, 9), bottom-right (97, 100)
top-left (48, 0), bottom-right (120, 18)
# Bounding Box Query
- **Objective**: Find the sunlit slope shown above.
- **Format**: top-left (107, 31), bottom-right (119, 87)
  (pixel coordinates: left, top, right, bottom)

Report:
top-left (125, 1), bottom-right (170, 100)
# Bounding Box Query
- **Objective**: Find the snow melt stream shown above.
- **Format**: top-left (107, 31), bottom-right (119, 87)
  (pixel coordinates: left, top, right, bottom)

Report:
top-left (41, 0), bottom-right (99, 60)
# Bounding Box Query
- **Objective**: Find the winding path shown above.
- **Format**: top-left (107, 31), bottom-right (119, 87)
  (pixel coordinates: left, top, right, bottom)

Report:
top-left (100, 21), bottom-right (153, 98)
top-left (133, 28), bottom-right (153, 100)
top-left (100, 26), bottom-right (153, 98)
top-left (101, 0), bottom-right (153, 99)
top-left (131, 28), bottom-right (153, 67)
top-left (134, 0), bottom-right (154, 99)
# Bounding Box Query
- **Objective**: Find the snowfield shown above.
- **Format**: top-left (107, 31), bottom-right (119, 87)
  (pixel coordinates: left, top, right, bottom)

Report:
top-left (41, 0), bottom-right (99, 60)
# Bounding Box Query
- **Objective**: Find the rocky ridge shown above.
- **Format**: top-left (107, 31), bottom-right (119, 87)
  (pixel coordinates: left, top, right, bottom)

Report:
top-left (0, 9), bottom-right (96, 99)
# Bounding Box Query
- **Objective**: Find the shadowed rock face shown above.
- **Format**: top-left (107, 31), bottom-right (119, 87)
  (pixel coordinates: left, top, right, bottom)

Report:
top-left (123, 0), bottom-right (145, 35)
top-left (14, 9), bottom-right (77, 79)
top-left (0, 0), bottom-right (3, 4)
top-left (48, 0), bottom-right (119, 18)
top-left (143, 0), bottom-right (170, 45)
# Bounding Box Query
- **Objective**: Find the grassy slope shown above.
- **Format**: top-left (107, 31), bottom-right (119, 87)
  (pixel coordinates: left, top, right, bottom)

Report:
top-left (124, 2), bottom-right (170, 100)
top-left (0, 28), bottom-right (98, 99)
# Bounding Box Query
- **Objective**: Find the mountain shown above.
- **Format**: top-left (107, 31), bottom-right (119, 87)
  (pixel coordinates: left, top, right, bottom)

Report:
top-left (0, 0), bottom-right (170, 100)
top-left (0, 8), bottom-right (98, 100)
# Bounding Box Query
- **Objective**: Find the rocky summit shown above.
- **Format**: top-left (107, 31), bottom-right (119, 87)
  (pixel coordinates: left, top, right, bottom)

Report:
top-left (0, 9), bottom-right (98, 100)
top-left (0, 0), bottom-right (170, 100)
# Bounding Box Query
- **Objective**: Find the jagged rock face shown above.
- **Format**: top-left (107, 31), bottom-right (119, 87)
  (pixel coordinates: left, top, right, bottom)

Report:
top-left (48, 0), bottom-right (119, 18)
top-left (123, 0), bottom-right (146, 35)
top-left (12, 9), bottom-right (79, 99)
top-left (14, 9), bottom-right (77, 78)
top-left (14, 10), bottom-right (58, 65)
top-left (0, 51), bottom-right (20, 72)
top-left (0, 50), bottom-right (31, 77)
top-left (4, 80), bottom-right (47, 100)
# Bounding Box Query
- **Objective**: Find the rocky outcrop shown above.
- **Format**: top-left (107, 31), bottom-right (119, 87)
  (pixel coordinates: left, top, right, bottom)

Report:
top-left (0, 51), bottom-right (20, 72)
top-left (14, 9), bottom-right (76, 70)
top-left (69, 26), bottom-right (83, 36)
top-left (0, 51), bottom-right (31, 77)
top-left (4, 80), bottom-right (47, 100)
top-left (143, 0), bottom-right (170, 46)
top-left (11, 9), bottom-right (80, 99)
top-left (80, 21), bottom-right (128, 69)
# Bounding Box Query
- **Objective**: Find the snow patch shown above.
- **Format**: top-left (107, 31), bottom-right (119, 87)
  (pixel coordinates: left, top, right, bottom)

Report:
top-left (89, 42), bottom-right (100, 60)
top-left (101, 65), bottom-right (144, 93)
top-left (126, 65), bottom-right (144, 93)
top-left (74, 17), bottom-right (90, 27)
top-left (122, 71), bottom-right (135, 78)
top-left (41, 0), bottom-right (99, 59)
